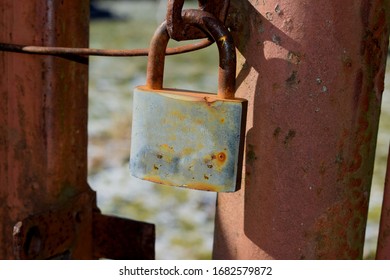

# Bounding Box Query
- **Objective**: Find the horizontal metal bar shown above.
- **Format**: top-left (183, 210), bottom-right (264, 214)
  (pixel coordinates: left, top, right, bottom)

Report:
top-left (0, 39), bottom-right (213, 57)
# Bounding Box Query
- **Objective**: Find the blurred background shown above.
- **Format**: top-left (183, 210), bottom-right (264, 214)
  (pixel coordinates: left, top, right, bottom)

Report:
top-left (87, 0), bottom-right (390, 259)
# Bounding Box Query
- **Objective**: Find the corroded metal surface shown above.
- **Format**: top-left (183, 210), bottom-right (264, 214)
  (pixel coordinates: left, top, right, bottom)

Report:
top-left (166, 0), bottom-right (229, 41)
top-left (147, 10), bottom-right (237, 98)
top-left (0, 0), bottom-right (155, 259)
top-left (0, 0), bottom-right (92, 259)
top-left (213, 0), bottom-right (390, 259)
top-left (130, 10), bottom-right (247, 192)
top-left (377, 144), bottom-right (390, 259)
top-left (13, 192), bottom-right (94, 260)
top-left (12, 191), bottom-right (155, 260)
top-left (131, 88), bottom-right (246, 192)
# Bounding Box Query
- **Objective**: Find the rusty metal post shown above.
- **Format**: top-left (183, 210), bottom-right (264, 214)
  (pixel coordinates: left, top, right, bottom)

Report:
top-left (377, 143), bottom-right (390, 259)
top-left (0, 0), bottom-right (154, 259)
top-left (213, 0), bottom-right (390, 259)
top-left (0, 0), bottom-right (92, 259)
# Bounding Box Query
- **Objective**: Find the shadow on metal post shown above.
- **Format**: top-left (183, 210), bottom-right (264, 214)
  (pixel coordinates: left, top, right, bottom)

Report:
top-left (213, 0), bottom-right (390, 259)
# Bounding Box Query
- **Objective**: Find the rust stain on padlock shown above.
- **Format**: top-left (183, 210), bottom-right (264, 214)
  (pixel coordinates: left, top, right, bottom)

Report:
top-left (143, 175), bottom-right (223, 193)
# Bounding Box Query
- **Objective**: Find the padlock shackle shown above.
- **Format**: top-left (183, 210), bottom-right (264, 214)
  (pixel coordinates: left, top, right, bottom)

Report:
top-left (146, 9), bottom-right (236, 99)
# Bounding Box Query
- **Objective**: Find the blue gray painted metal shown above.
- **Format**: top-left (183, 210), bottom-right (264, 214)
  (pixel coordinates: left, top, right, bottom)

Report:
top-left (130, 86), bottom-right (247, 192)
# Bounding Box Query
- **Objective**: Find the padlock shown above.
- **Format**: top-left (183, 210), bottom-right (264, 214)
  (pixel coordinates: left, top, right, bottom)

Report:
top-left (130, 11), bottom-right (247, 192)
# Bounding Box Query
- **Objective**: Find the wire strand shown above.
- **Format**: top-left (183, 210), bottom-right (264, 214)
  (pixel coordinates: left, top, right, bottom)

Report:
top-left (0, 39), bottom-right (213, 57)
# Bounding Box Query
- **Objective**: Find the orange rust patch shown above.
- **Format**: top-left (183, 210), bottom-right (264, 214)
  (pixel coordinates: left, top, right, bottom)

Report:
top-left (184, 182), bottom-right (225, 192)
top-left (204, 150), bottom-right (228, 172)
top-left (182, 147), bottom-right (194, 156)
top-left (170, 110), bottom-right (187, 121)
top-left (159, 144), bottom-right (174, 152)
top-left (143, 175), bottom-right (170, 186)
top-left (217, 152), bottom-right (226, 162)
top-left (158, 144), bottom-right (175, 163)
top-left (143, 175), bottom-right (226, 192)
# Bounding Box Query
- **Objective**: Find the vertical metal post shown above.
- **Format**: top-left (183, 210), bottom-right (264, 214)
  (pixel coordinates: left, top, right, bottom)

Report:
top-left (0, 0), bottom-right (92, 259)
top-left (0, 1), bottom-right (155, 260)
top-left (213, 0), bottom-right (390, 259)
top-left (377, 144), bottom-right (390, 259)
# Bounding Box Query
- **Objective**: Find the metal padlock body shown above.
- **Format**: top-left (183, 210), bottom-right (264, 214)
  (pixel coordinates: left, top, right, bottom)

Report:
top-left (130, 11), bottom-right (247, 192)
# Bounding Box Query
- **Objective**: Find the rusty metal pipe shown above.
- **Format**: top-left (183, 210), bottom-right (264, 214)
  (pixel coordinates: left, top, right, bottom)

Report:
top-left (0, 0), bottom-right (93, 259)
top-left (213, 0), bottom-right (390, 259)
top-left (146, 9), bottom-right (236, 99)
top-left (0, 0), bottom-right (155, 260)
